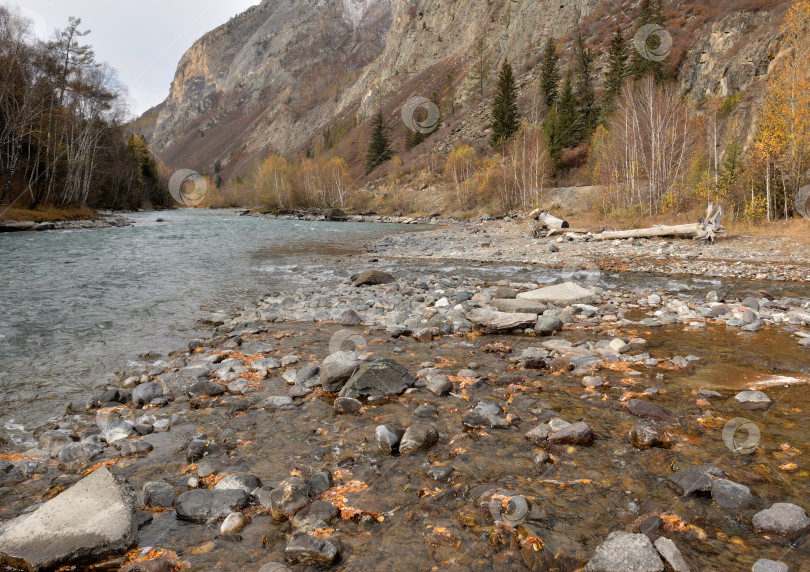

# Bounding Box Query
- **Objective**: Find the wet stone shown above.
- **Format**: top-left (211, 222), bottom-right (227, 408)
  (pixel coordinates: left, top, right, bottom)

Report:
top-left (186, 439), bottom-right (220, 463)
top-left (548, 422), bottom-right (594, 445)
top-left (711, 478), bottom-right (753, 510)
top-left (463, 405), bottom-right (508, 429)
top-left (186, 380), bottom-right (226, 398)
top-left (427, 465), bottom-right (455, 482)
top-left (293, 501), bottom-right (339, 528)
top-left (265, 396), bottom-right (295, 410)
top-left (57, 442), bottom-right (102, 472)
top-left (284, 534), bottom-right (339, 566)
top-left (339, 308), bottom-right (363, 325)
top-left (132, 382), bottom-right (163, 405)
top-left (414, 405), bottom-right (438, 418)
top-left (629, 423), bottom-right (670, 449)
top-left (653, 537), bottom-right (690, 572)
top-left (535, 316), bottom-right (563, 335)
top-left (115, 439), bottom-right (154, 457)
top-left (583, 531), bottom-right (663, 572)
top-left (258, 564), bottom-right (291, 572)
top-left (215, 474), bottom-right (262, 495)
top-left (735, 390), bottom-right (772, 409)
top-left (399, 424), bottom-right (439, 454)
top-left (220, 511), bottom-right (248, 535)
top-left (143, 481), bottom-right (175, 508)
top-left (339, 357), bottom-right (416, 400)
top-left (320, 352), bottom-right (361, 392)
top-left (668, 464), bottom-right (724, 496)
top-left (269, 478), bottom-right (310, 520)
top-left (427, 375), bottom-right (453, 396)
top-left (334, 397), bottom-right (362, 414)
top-left (375, 424), bottom-right (405, 455)
top-left (626, 399), bottom-right (674, 422)
top-left (175, 489), bottom-right (250, 522)
top-left (639, 515), bottom-right (663, 540)
top-left (306, 471), bottom-right (334, 497)
top-left (752, 559), bottom-right (789, 572)
top-left (752, 503), bottom-right (810, 540)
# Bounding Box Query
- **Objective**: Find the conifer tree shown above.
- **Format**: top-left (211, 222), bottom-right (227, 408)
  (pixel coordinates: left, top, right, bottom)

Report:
top-left (465, 39), bottom-right (492, 100)
top-left (47, 17), bottom-right (96, 107)
top-left (539, 37), bottom-right (560, 108)
top-left (490, 60), bottom-right (521, 149)
top-left (544, 72), bottom-right (580, 168)
top-left (600, 27), bottom-right (629, 124)
top-left (365, 110), bottom-right (392, 175)
top-left (628, 0), bottom-right (668, 82)
top-left (574, 28), bottom-right (598, 140)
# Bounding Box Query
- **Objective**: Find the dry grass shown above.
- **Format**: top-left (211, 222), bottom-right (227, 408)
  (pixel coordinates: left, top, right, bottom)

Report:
top-left (0, 206), bottom-right (97, 223)
top-left (727, 218), bottom-right (810, 246)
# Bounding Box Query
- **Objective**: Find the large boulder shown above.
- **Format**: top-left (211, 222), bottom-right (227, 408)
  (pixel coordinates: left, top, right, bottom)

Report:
top-left (339, 358), bottom-right (416, 400)
top-left (0, 468), bottom-right (137, 570)
top-left (518, 282), bottom-right (596, 305)
top-left (352, 270), bottom-right (396, 287)
top-left (752, 503), bottom-right (810, 540)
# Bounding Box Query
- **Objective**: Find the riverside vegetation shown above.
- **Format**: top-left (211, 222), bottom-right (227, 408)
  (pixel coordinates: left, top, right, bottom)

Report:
top-left (0, 218), bottom-right (809, 571)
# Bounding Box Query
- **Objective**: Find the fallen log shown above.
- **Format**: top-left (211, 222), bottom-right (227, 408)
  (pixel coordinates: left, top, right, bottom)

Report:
top-left (591, 203), bottom-right (725, 243)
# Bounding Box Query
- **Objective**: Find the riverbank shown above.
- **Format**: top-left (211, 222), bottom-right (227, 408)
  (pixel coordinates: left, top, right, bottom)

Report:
top-left (371, 218), bottom-right (810, 283)
top-left (0, 207), bottom-right (135, 232)
top-left (0, 242), bottom-right (809, 570)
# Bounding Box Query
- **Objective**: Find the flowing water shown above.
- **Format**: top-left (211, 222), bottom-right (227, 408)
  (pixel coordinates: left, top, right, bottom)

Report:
top-left (0, 210), bottom-right (416, 431)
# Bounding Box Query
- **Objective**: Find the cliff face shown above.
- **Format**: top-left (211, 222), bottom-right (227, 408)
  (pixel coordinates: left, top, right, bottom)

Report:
top-left (144, 0), bottom-right (791, 176)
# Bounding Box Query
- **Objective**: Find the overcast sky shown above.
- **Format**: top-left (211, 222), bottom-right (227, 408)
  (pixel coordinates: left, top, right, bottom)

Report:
top-left (10, 0), bottom-right (260, 116)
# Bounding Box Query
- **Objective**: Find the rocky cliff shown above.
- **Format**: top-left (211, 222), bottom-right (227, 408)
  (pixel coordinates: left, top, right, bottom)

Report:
top-left (142, 0), bottom-right (792, 178)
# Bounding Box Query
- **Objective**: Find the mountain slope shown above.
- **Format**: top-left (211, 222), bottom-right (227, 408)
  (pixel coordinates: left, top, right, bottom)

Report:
top-left (142, 0), bottom-right (791, 180)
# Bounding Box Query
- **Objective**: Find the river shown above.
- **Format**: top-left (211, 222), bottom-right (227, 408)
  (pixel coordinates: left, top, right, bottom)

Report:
top-left (0, 210), bottom-right (411, 434)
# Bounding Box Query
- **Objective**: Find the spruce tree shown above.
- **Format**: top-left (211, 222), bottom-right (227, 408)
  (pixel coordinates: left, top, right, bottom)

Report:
top-left (544, 72), bottom-right (579, 168)
top-left (574, 29), bottom-right (598, 140)
top-left (539, 37), bottom-right (560, 108)
top-left (628, 0), bottom-right (668, 82)
top-left (490, 60), bottom-right (521, 149)
top-left (600, 27), bottom-right (629, 124)
top-left (365, 111), bottom-right (392, 175)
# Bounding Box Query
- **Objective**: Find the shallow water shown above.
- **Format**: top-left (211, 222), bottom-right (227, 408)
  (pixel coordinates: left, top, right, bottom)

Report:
top-left (112, 321), bottom-right (810, 571)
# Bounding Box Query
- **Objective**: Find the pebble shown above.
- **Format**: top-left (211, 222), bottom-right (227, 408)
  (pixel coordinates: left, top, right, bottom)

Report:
top-left (220, 511), bottom-right (248, 534)
top-left (752, 503), bottom-right (810, 540)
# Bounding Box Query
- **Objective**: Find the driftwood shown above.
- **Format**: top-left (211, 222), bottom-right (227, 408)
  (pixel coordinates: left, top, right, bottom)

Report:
top-left (592, 203), bottom-right (725, 243)
top-left (528, 210), bottom-right (569, 238)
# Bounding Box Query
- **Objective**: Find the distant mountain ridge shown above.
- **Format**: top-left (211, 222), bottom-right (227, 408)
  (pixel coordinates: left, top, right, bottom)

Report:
top-left (140, 0), bottom-right (791, 180)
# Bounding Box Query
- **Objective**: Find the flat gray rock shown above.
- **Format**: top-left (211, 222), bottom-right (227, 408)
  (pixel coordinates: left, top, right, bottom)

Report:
top-left (0, 468), bottom-right (137, 570)
top-left (584, 531), bottom-right (664, 572)
top-left (465, 308), bottom-right (537, 331)
top-left (518, 282), bottom-right (596, 305)
top-left (653, 537), bottom-right (690, 572)
top-left (339, 358), bottom-right (415, 399)
top-left (175, 489), bottom-right (250, 522)
top-left (668, 464), bottom-right (724, 496)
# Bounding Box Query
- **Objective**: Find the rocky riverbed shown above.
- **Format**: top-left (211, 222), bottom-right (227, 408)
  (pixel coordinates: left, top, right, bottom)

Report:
top-left (371, 218), bottom-right (810, 283)
top-left (1, 222), bottom-right (809, 571)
